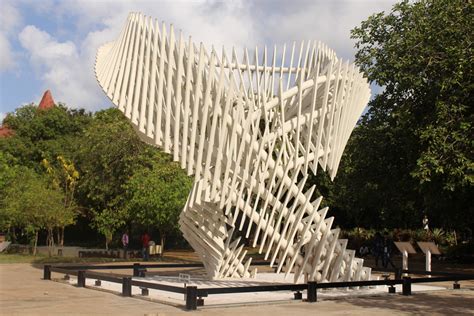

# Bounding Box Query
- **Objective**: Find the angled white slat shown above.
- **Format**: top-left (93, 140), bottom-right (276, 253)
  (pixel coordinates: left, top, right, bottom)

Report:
top-left (146, 19), bottom-right (160, 138)
top-left (111, 18), bottom-right (134, 106)
top-left (286, 42), bottom-right (296, 91)
top-left (118, 13), bottom-right (139, 111)
top-left (173, 31), bottom-right (185, 160)
top-left (131, 16), bottom-right (147, 124)
top-left (163, 24), bottom-right (175, 153)
top-left (125, 14), bottom-right (144, 119)
top-left (187, 44), bottom-right (206, 175)
top-left (203, 49), bottom-right (226, 188)
top-left (194, 50), bottom-right (216, 179)
top-left (180, 36), bottom-right (194, 168)
top-left (154, 22), bottom-right (168, 146)
top-left (138, 17), bottom-right (153, 133)
top-left (321, 59), bottom-right (343, 170)
top-left (103, 17), bottom-right (129, 96)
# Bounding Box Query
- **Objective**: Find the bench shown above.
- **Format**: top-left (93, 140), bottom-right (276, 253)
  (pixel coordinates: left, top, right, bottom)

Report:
top-left (78, 250), bottom-right (121, 258)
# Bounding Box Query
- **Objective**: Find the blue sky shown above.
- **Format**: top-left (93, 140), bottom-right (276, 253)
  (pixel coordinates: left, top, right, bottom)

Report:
top-left (0, 0), bottom-right (396, 122)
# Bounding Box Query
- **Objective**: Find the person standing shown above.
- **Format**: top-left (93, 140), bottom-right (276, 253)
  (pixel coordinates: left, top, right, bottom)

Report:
top-left (141, 232), bottom-right (150, 261)
top-left (382, 232), bottom-right (396, 269)
top-left (423, 215), bottom-right (429, 231)
top-left (372, 232), bottom-right (383, 268)
top-left (359, 244), bottom-right (369, 258)
top-left (121, 231), bottom-right (129, 259)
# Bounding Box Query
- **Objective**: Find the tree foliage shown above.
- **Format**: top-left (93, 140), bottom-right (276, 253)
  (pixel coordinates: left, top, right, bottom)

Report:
top-left (1, 104), bottom-right (91, 170)
top-left (124, 151), bottom-right (193, 249)
top-left (42, 156), bottom-right (80, 247)
top-left (0, 104), bottom-right (194, 249)
top-left (0, 165), bottom-right (74, 255)
top-left (351, 0), bottom-right (473, 191)
top-left (334, 0), bottom-right (473, 229)
top-left (0, 104), bottom-right (87, 251)
top-left (75, 108), bottom-right (147, 248)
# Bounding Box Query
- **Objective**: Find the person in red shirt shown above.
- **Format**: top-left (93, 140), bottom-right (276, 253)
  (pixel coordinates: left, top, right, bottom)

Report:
top-left (141, 232), bottom-right (150, 261)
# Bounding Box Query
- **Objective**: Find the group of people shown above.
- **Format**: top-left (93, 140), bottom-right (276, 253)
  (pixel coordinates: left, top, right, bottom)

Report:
top-left (372, 232), bottom-right (396, 269)
top-left (121, 231), bottom-right (152, 261)
top-left (358, 231), bottom-right (396, 268)
top-left (358, 215), bottom-right (433, 269)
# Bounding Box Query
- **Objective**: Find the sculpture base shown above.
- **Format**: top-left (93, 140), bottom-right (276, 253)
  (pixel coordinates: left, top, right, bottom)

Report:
top-left (67, 273), bottom-right (445, 307)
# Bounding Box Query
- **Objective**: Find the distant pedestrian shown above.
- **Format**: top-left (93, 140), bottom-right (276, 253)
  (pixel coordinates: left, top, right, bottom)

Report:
top-left (373, 232), bottom-right (383, 267)
top-left (382, 232), bottom-right (396, 269)
top-left (141, 232), bottom-right (150, 261)
top-left (423, 215), bottom-right (429, 231)
top-left (359, 244), bottom-right (369, 257)
top-left (122, 231), bottom-right (129, 259)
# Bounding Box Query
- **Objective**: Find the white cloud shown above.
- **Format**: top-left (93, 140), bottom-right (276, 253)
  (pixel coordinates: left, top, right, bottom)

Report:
top-left (19, 26), bottom-right (77, 63)
top-left (17, 0), bottom-right (398, 111)
top-left (19, 25), bottom-right (104, 110)
top-left (0, 112), bottom-right (6, 123)
top-left (56, 0), bottom-right (257, 51)
top-left (0, 0), bottom-right (21, 32)
top-left (0, 0), bottom-right (22, 72)
top-left (17, 0), bottom-right (259, 111)
top-left (252, 0), bottom-right (395, 60)
top-left (0, 33), bottom-right (15, 71)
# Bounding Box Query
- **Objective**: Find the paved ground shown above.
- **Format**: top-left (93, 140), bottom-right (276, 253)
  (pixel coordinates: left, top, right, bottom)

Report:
top-left (1, 263), bottom-right (473, 315)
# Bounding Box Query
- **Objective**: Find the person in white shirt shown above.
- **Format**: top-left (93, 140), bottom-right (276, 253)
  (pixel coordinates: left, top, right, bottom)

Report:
top-left (423, 215), bottom-right (429, 231)
top-left (122, 231), bottom-right (129, 259)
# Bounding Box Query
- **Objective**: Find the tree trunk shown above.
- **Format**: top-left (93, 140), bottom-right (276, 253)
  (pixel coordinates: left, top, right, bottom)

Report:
top-left (33, 231), bottom-right (38, 256)
top-left (60, 227), bottom-right (65, 247)
top-left (105, 237), bottom-right (109, 250)
top-left (160, 234), bottom-right (166, 254)
top-left (47, 228), bottom-right (55, 257)
top-left (56, 228), bottom-right (61, 247)
top-left (10, 227), bottom-right (17, 243)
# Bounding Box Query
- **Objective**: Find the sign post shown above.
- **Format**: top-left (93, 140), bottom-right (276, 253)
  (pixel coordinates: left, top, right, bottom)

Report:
top-left (179, 273), bottom-right (191, 300)
top-left (394, 242), bottom-right (416, 275)
top-left (403, 250), bottom-right (408, 271)
top-left (417, 242), bottom-right (441, 277)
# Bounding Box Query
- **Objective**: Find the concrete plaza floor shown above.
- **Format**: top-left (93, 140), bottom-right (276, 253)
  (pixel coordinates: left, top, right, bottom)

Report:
top-left (1, 263), bottom-right (473, 315)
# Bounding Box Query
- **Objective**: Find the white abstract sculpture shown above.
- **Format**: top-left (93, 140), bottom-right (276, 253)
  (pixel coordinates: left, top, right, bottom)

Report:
top-left (96, 13), bottom-right (372, 283)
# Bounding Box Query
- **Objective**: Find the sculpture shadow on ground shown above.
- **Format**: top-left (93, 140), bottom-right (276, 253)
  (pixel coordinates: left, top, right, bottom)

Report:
top-left (338, 290), bottom-right (474, 315)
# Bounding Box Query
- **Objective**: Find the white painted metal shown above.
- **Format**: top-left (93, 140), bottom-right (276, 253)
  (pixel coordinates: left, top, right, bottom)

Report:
top-left (403, 250), bottom-right (409, 271)
top-left (426, 249), bottom-right (431, 276)
top-left (95, 12), bottom-right (372, 283)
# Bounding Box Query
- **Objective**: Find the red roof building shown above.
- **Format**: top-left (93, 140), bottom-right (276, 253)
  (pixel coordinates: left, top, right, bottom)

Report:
top-left (0, 126), bottom-right (14, 138)
top-left (38, 90), bottom-right (55, 110)
top-left (0, 90), bottom-right (56, 138)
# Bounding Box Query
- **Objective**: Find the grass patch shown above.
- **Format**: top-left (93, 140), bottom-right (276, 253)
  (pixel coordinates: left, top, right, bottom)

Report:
top-left (0, 253), bottom-right (39, 264)
top-left (0, 253), bottom-right (134, 264)
top-left (0, 253), bottom-right (188, 265)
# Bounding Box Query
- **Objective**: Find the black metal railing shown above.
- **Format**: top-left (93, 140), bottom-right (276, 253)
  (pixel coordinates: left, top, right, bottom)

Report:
top-left (43, 263), bottom-right (474, 311)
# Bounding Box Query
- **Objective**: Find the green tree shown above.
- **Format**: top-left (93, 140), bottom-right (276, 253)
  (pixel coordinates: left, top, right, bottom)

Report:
top-left (1, 104), bottom-right (92, 170)
top-left (0, 168), bottom-right (73, 255)
top-left (91, 208), bottom-right (128, 250)
top-left (42, 156), bottom-right (80, 247)
top-left (0, 152), bottom-right (17, 199)
top-left (1, 103), bottom-right (88, 249)
top-left (76, 108), bottom-right (146, 248)
top-left (0, 152), bottom-right (23, 237)
top-left (345, 0), bottom-right (473, 229)
top-left (125, 151), bottom-right (193, 250)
